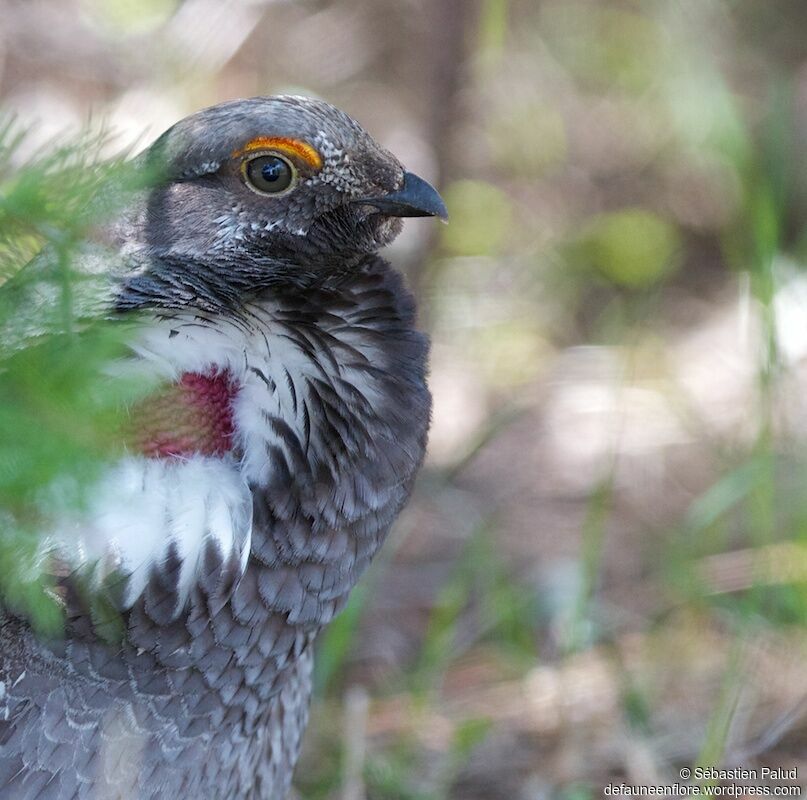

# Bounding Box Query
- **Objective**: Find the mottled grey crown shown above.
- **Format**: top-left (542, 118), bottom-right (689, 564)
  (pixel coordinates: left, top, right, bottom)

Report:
top-left (145, 94), bottom-right (399, 188)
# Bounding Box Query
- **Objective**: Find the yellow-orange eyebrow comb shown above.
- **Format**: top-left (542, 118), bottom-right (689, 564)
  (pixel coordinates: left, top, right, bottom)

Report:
top-left (232, 137), bottom-right (324, 170)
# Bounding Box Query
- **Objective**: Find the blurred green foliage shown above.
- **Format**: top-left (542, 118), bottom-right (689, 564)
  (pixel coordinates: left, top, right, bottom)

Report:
top-left (80, 0), bottom-right (178, 34)
top-left (540, 2), bottom-right (670, 93)
top-left (315, 581), bottom-right (370, 695)
top-left (570, 209), bottom-right (681, 289)
top-left (488, 103), bottom-right (567, 177)
top-left (0, 123), bottom-right (152, 631)
top-left (441, 181), bottom-right (513, 258)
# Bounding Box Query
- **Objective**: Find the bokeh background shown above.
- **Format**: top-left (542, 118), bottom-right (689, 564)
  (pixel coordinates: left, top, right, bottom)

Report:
top-left (4, 0), bottom-right (807, 796)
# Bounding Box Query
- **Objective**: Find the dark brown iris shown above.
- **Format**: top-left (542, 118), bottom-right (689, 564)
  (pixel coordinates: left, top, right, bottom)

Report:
top-left (244, 154), bottom-right (295, 194)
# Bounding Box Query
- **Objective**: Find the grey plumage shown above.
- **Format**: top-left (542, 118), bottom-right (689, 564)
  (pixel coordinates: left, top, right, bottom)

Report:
top-left (0, 96), bottom-right (440, 798)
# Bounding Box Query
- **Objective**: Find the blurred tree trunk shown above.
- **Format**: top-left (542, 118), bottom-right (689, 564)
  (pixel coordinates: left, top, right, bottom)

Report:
top-left (409, 0), bottom-right (481, 308)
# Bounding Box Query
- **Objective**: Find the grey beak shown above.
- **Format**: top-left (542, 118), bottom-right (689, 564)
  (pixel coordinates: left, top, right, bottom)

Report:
top-left (357, 171), bottom-right (449, 222)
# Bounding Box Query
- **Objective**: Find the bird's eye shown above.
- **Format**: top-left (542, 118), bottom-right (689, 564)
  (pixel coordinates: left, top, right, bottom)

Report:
top-left (242, 154), bottom-right (296, 195)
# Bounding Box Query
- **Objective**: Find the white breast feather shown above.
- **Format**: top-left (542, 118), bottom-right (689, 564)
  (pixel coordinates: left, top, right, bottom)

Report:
top-left (49, 456), bottom-right (252, 610)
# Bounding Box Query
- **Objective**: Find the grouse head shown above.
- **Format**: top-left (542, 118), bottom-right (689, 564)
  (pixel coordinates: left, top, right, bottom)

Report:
top-left (120, 95), bottom-right (447, 303)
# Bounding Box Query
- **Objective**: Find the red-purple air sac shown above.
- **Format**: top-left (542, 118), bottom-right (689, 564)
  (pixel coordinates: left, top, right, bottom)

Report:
top-left (130, 370), bottom-right (239, 458)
